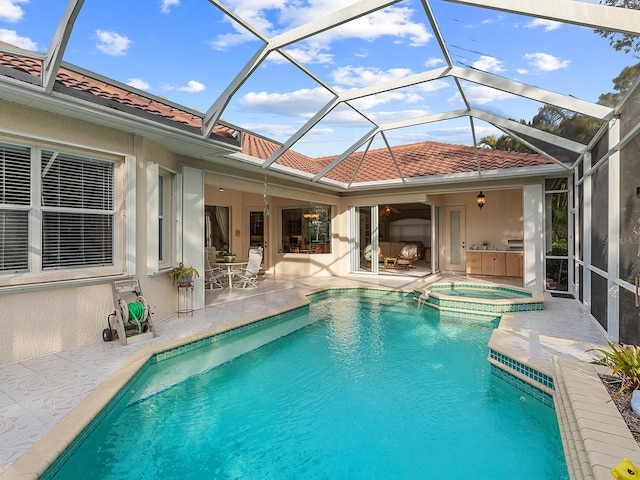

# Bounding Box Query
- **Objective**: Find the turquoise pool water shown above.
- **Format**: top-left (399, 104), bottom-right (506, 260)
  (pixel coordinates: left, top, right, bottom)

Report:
top-left (49, 290), bottom-right (567, 479)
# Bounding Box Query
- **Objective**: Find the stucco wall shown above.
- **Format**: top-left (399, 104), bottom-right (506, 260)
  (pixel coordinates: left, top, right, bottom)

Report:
top-left (0, 103), bottom-right (187, 366)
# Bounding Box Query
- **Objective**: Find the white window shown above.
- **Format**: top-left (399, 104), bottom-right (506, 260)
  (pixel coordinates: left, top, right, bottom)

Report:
top-left (147, 164), bottom-right (179, 273)
top-left (41, 149), bottom-right (114, 269)
top-left (0, 142), bottom-right (116, 278)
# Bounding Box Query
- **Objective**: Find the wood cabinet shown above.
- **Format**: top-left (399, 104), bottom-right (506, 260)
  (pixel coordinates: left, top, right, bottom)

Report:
top-left (466, 251), bottom-right (482, 274)
top-left (466, 251), bottom-right (522, 277)
top-left (505, 252), bottom-right (523, 277)
top-left (481, 252), bottom-right (505, 276)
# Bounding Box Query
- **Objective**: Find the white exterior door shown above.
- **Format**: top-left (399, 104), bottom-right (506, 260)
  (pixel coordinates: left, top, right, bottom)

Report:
top-left (444, 205), bottom-right (466, 272)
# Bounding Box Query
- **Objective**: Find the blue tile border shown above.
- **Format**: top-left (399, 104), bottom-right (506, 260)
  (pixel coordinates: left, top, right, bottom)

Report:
top-left (489, 350), bottom-right (555, 390)
top-left (491, 364), bottom-right (555, 408)
top-left (155, 305), bottom-right (308, 364)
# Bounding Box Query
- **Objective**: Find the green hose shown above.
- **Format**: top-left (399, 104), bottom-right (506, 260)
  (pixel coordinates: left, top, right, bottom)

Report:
top-left (128, 301), bottom-right (145, 333)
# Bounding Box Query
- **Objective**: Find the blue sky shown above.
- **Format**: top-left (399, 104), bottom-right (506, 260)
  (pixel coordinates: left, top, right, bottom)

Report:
top-left (0, 0), bottom-right (635, 157)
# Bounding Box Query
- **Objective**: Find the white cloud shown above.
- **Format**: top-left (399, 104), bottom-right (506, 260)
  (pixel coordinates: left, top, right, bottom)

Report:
top-left (177, 80), bottom-right (206, 93)
top-left (208, 28), bottom-right (257, 51)
top-left (318, 7), bottom-right (432, 47)
top-left (160, 0), bottom-right (180, 14)
top-left (239, 122), bottom-right (299, 139)
top-left (449, 84), bottom-right (515, 105)
top-left (472, 55), bottom-right (505, 73)
top-left (0, 0), bottom-right (27, 23)
top-left (331, 66), bottom-right (414, 88)
top-left (524, 52), bottom-right (570, 72)
top-left (425, 57), bottom-right (444, 68)
top-left (0, 28), bottom-right (36, 50)
top-left (210, 2), bottom-right (431, 53)
top-left (367, 109), bottom-right (431, 124)
top-left (525, 18), bottom-right (562, 32)
top-left (127, 78), bottom-right (150, 90)
top-left (95, 30), bottom-right (131, 56)
top-left (279, 43), bottom-right (334, 64)
top-left (354, 49), bottom-right (368, 58)
top-left (349, 91), bottom-right (416, 110)
top-left (239, 87), bottom-right (333, 117)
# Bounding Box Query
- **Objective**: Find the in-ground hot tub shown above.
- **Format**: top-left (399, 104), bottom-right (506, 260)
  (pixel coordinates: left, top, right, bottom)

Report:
top-left (418, 282), bottom-right (544, 314)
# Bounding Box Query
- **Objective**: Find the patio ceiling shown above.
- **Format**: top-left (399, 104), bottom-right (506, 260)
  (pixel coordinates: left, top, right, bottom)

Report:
top-left (1, 0), bottom-right (639, 191)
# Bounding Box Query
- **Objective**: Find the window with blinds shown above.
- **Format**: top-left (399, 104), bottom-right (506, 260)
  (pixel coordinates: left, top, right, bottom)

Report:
top-left (0, 143), bottom-right (30, 272)
top-left (0, 142), bottom-right (117, 276)
top-left (41, 150), bottom-right (114, 269)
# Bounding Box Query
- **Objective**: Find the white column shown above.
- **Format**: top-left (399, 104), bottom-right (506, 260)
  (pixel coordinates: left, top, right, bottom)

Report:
top-left (182, 166), bottom-right (205, 310)
top-left (608, 119), bottom-right (621, 341)
top-left (523, 184), bottom-right (544, 291)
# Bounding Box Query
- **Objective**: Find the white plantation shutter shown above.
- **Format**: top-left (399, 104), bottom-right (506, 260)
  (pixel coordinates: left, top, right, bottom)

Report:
top-left (0, 143), bottom-right (30, 272)
top-left (41, 150), bottom-right (114, 269)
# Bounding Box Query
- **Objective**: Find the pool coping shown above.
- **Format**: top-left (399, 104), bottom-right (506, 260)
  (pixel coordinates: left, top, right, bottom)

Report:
top-left (1, 284), bottom-right (636, 480)
top-left (488, 314), bottom-right (640, 480)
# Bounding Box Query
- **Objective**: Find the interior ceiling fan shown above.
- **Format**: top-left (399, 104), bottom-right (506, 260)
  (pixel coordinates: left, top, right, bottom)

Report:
top-left (380, 205), bottom-right (401, 216)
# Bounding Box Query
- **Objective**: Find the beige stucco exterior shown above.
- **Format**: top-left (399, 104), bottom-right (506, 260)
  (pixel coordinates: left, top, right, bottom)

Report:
top-left (0, 98), bottom-right (548, 366)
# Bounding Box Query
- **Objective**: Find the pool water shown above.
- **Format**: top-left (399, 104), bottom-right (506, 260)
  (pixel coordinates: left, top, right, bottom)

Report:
top-left (51, 291), bottom-right (568, 479)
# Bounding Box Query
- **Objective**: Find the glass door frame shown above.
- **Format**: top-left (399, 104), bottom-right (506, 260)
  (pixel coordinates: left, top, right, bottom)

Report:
top-left (349, 205), bottom-right (379, 274)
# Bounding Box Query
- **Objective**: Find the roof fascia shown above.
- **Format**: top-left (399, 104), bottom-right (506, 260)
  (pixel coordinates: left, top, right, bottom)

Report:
top-left (469, 108), bottom-right (586, 153)
top-left (444, 0), bottom-right (640, 36)
top-left (343, 165), bottom-right (560, 191)
top-left (42, 0), bottom-right (83, 93)
top-left (451, 66), bottom-right (613, 120)
top-left (0, 79), bottom-right (239, 155)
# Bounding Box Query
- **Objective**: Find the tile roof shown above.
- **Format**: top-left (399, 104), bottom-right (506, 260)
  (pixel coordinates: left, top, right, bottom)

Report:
top-left (0, 48), bottom-right (550, 185)
top-left (314, 141), bottom-right (552, 184)
top-left (0, 48), bottom-right (237, 142)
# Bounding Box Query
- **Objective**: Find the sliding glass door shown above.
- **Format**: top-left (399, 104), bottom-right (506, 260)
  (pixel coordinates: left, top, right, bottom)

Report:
top-left (350, 205), bottom-right (378, 273)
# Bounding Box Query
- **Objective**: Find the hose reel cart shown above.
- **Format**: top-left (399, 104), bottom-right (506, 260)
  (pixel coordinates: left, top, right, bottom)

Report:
top-left (105, 279), bottom-right (156, 346)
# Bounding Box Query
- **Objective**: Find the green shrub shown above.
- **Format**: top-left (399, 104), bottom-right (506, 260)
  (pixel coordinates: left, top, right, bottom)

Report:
top-left (590, 341), bottom-right (640, 400)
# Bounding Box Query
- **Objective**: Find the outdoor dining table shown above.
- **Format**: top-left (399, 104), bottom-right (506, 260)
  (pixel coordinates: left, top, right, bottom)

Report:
top-left (216, 261), bottom-right (248, 290)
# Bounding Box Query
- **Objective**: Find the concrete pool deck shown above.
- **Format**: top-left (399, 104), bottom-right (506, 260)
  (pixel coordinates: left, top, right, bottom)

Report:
top-left (0, 273), bottom-right (633, 479)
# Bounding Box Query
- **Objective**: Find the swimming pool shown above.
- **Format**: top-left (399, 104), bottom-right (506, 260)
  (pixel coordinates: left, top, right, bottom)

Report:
top-left (420, 282), bottom-right (545, 314)
top-left (45, 290), bottom-right (567, 479)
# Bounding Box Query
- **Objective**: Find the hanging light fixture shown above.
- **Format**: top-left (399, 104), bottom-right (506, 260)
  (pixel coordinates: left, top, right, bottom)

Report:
top-left (476, 191), bottom-right (486, 209)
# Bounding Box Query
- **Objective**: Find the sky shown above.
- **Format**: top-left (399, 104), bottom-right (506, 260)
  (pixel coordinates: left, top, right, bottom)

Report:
top-left (0, 0), bottom-right (636, 158)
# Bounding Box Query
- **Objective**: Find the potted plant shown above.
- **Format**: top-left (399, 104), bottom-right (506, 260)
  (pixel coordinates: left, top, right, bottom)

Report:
top-left (223, 253), bottom-right (237, 262)
top-left (482, 241), bottom-right (489, 250)
top-left (168, 262), bottom-right (199, 286)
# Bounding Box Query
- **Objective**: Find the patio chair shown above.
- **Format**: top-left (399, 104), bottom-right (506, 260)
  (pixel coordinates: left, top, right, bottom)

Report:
top-left (234, 247), bottom-right (263, 289)
top-left (204, 252), bottom-right (225, 290)
top-left (362, 244), bottom-right (383, 267)
top-left (396, 244), bottom-right (418, 269)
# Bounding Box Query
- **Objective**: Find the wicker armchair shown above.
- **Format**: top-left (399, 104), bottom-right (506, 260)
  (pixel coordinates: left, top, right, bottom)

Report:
top-left (396, 244), bottom-right (418, 269)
